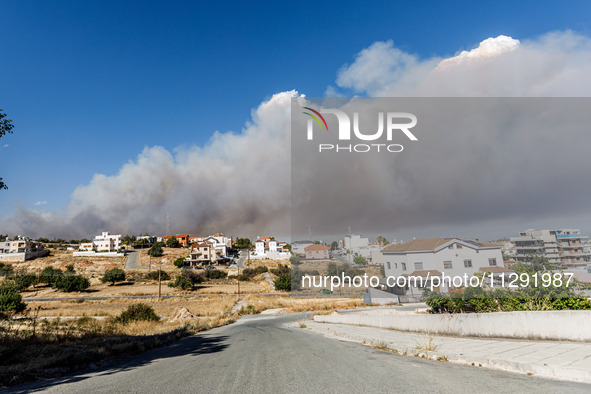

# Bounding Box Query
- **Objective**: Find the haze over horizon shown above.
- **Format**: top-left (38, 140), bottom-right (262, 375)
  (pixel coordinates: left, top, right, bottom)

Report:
top-left (2, 2), bottom-right (591, 242)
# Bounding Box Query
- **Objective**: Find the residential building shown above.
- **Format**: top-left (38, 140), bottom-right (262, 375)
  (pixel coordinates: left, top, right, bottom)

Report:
top-left (79, 232), bottom-right (121, 252)
top-left (0, 236), bottom-right (49, 261)
top-left (510, 229), bottom-right (590, 266)
top-left (185, 243), bottom-right (219, 266)
top-left (251, 236), bottom-right (291, 260)
top-left (343, 234), bottom-right (369, 250)
top-left (163, 234), bottom-right (190, 247)
top-left (304, 244), bottom-right (330, 260)
top-left (380, 237), bottom-right (508, 295)
top-left (136, 235), bottom-right (157, 244)
top-left (292, 240), bottom-right (314, 254)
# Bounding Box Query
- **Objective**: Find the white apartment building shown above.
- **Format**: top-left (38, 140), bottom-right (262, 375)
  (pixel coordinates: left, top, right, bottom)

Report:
top-left (510, 229), bottom-right (590, 266)
top-left (381, 237), bottom-right (508, 295)
top-left (79, 232), bottom-right (122, 252)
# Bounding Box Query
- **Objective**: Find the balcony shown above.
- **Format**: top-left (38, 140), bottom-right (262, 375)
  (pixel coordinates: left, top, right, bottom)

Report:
top-left (556, 233), bottom-right (588, 239)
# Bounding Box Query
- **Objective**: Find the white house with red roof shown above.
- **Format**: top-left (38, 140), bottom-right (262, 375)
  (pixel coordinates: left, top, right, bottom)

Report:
top-left (251, 236), bottom-right (291, 260)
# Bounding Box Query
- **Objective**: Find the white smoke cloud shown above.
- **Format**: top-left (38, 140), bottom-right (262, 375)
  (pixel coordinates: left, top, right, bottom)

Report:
top-left (4, 30), bottom-right (591, 240)
top-left (335, 31), bottom-right (591, 97)
top-left (2, 91), bottom-right (297, 239)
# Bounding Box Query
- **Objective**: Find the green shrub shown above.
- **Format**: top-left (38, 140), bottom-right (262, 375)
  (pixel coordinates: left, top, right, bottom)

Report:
top-left (101, 268), bottom-right (126, 285)
top-left (169, 270), bottom-right (204, 290)
top-left (353, 256), bottom-right (368, 265)
top-left (147, 243), bottom-right (164, 257)
top-left (238, 266), bottom-right (268, 281)
top-left (114, 303), bottom-right (159, 324)
top-left (166, 236), bottom-right (180, 248)
top-left (170, 274), bottom-right (192, 290)
top-left (147, 270), bottom-right (171, 281)
top-left (0, 282), bottom-right (26, 314)
top-left (12, 269), bottom-right (38, 291)
top-left (270, 264), bottom-right (290, 276)
top-left (39, 266), bottom-right (63, 285)
top-left (53, 274), bottom-right (90, 292)
top-left (274, 273), bottom-right (292, 291)
top-left (0, 262), bottom-right (14, 277)
top-left (174, 257), bottom-right (187, 268)
top-left (205, 269), bottom-right (227, 280)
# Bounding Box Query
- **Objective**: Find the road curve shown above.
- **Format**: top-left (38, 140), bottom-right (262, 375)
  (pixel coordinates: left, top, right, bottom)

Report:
top-left (13, 313), bottom-right (591, 393)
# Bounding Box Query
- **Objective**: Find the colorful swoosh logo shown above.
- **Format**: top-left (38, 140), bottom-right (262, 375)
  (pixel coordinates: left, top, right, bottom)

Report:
top-left (302, 107), bottom-right (328, 131)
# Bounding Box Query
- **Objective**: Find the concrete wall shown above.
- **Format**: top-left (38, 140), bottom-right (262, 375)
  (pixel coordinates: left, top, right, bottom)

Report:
top-left (0, 249), bottom-right (49, 262)
top-left (363, 287), bottom-right (399, 305)
top-left (314, 310), bottom-right (591, 341)
top-left (73, 251), bottom-right (124, 257)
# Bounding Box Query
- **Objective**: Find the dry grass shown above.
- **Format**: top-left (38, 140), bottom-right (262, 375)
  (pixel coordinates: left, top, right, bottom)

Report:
top-left (136, 247), bottom-right (189, 270)
top-left (234, 295), bottom-right (365, 315)
top-left (8, 250), bottom-right (126, 277)
top-left (0, 296), bottom-right (241, 387)
top-left (26, 295), bottom-right (238, 319)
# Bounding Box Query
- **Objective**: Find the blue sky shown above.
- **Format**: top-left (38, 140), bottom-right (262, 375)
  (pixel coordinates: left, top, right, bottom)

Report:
top-left (1, 0), bottom-right (591, 234)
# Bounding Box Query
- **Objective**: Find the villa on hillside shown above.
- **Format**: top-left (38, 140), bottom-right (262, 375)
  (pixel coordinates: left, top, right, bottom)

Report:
top-left (251, 236), bottom-right (291, 260)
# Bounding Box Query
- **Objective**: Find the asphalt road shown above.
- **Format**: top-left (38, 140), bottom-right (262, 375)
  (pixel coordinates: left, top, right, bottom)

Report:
top-left (13, 313), bottom-right (591, 393)
top-left (124, 251), bottom-right (142, 270)
top-left (235, 249), bottom-right (248, 269)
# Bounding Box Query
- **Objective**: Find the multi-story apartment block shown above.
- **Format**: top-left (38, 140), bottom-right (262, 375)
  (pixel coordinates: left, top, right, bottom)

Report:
top-left (510, 229), bottom-right (590, 266)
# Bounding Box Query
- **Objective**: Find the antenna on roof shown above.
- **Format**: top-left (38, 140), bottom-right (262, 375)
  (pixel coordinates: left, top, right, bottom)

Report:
top-left (348, 224), bottom-right (352, 236)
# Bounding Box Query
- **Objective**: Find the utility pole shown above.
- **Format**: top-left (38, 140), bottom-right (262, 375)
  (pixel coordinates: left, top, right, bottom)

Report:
top-left (158, 261), bottom-right (162, 301)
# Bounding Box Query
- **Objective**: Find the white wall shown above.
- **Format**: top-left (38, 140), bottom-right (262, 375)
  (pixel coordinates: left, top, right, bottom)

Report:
top-left (314, 310), bottom-right (591, 342)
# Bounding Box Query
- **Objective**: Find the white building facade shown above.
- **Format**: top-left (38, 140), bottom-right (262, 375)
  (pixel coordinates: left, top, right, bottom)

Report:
top-left (381, 237), bottom-right (506, 295)
top-left (251, 236), bottom-right (291, 260)
top-left (79, 232), bottom-right (122, 252)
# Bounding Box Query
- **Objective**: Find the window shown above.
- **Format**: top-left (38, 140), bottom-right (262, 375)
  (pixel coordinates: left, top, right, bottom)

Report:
top-left (443, 261), bottom-right (452, 269)
top-left (401, 263), bottom-right (407, 271)
top-left (395, 263), bottom-right (398, 269)
top-left (488, 258), bottom-right (497, 266)
top-left (414, 262), bottom-right (423, 270)
top-left (464, 259), bottom-right (472, 268)
top-left (456, 244), bottom-right (462, 249)
top-left (386, 262), bottom-right (391, 270)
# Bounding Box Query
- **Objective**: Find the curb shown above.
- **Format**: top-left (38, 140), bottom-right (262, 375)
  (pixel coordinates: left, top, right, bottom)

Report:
top-left (306, 322), bottom-right (591, 384)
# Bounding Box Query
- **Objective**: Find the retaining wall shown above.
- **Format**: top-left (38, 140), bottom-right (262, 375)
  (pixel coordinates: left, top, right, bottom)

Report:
top-left (314, 310), bottom-right (591, 341)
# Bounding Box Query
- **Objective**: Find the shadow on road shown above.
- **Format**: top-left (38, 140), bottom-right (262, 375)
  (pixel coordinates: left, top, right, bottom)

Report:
top-left (10, 331), bottom-right (230, 393)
